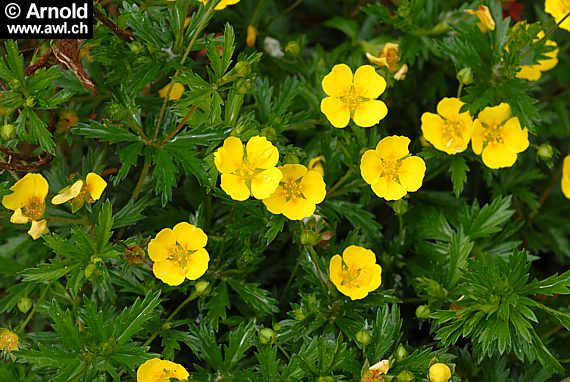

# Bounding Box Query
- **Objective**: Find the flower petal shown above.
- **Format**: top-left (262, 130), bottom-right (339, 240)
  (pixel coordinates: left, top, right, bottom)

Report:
top-left (353, 100), bottom-right (388, 127)
top-left (421, 112), bottom-right (445, 150)
top-left (343, 245), bottom-right (376, 268)
top-left (360, 150), bottom-right (382, 185)
top-left (28, 219), bottom-right (49, 240)
top-left (153, 260), bottom-right (186, 286)
top-left (300, 171), bottom-right (326, 204)
top-left (329, 254), bottom-right (344, 287)
top-left (173, 222), bottom-right (207, 250)
top-left (375, 136), bottom-right (410, 161)
top-left (185, 248), bottom-right (210, 280)
top-left (353, 65), bottom-right (386, 99)
top-left (10, 208), bottom-right (30, 224)
top-left (563, 155), bottom-right (570, 199)
top-left (214, 136), bottom-right (244, 174)
top-left (85, 173), bottom-right (107, 201)
top-left (321, 97), bottom-right (350, 128)
top-left (366, 264), bottom-right (382, 293)
top-left (263, 187), bottom-right (287, 215)
top-left (477, 103), bottom-right (511, 126)
top-left (148, 228), bottom-right (176, 262)
top-left (436, 97), bottom-right (464, 120)
top-left (482, 142), bottom-right (517, 169)
top-left (322, 64), bottom-right (353, 97)
top-left (516, 65), bottom-right (542, 81)
top-left (280, 164), bottom-right (307, 183)
top-left (246, 136), bottom-right (279, 169)
top-left (251, 168), bottom-right (282, 199)
top-left (371, 176), bottom-right (407, 200)
top-left (398, 156), bottom-right (426, 193)
top-left (158, 82), bottom-right (185, 100)
top-left (502, 117), bottom-right (529, 153)
top-left (471, 120), bottom-right (484, 154)
top-left (2, 173), bottom-right (49, 211)
top-left (220, 173), bottom-right (250, 201)
top-left (52, 180), bottom-right (84, 205)
top-left (283, 197), bottom-right (315, 220)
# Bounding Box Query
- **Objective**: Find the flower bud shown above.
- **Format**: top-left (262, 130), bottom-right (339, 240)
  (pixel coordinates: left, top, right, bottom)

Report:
top-left (355, 329), bottom-right (372, 346)
top-left (9, 79), bottom-right (21, 90)
top-left (395, 343), bottom-right (409, 361)
top-left (1, 124), bottom-right (16, 140)
top-left (246, 25), bottom-right (257, 48)
top-left (293, 308), bottom-right (306, 321)
top-left (84, 263), bottom-right (97, 278)
top-left (316, 377), bottom-right (334, 382)
top-left (428, 363), bottom-right (452, 382)
top-left (415, 305), bottom-right (431, 320)
top-left (258, 328), bottom-right (275, 344)
top-left (283, 154), bottom-right (300, 164)
top-left (300, 230), bottom-right (319, 246)
top-left (457, 67), bottom-right (474, 85)
top-left (391, 199), bottom-right (408, 216)
top-left (18, 298), bottom-right (33, 314)
top-left (234, 61), bottom-right (251, 77)
top-left (25, 97), bottom-right (36, 108)
top-left (397, 371), bottom-right (415, 382)
top-left (195, 280), bottom-right (210, 296)
top-left (537, 143), bottom-right (554, 161)
top-left (285, 41), bottom-right (301, 57)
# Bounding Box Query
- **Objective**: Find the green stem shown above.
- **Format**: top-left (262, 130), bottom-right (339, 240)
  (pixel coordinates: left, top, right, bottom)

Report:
top-left (457, 82), bottom-right (464, 98)
top-left (276, 342), bottom-right (291, 360)
top-left (47, 216), bottom-right (90, 225)
top-left (305, 246), bottom-right (330, 297)
top-left (18, 282), bottom-right (52, 334)
top-left (326, 168), bottom-right (354, 198)
top-left (280, 255), bottom-right (301, 301)
top-left (540, 11), bottom-right (570, 43)
top-left (143, 291), bottom-right (199, 347)
top-left (157, 104), bottom-right (199, 146)
top-left (131, 160), bottom-right (152, 202)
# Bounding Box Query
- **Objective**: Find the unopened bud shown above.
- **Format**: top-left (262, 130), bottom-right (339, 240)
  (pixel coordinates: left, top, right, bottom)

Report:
top-left (397, 371), bottom-right (415, 382)
top-left (285, 41), bottom-right (301, 57)
top-left (283, 154), bottom-right (299, 164)
top-left (392, 199), bottom-right (408, 215)
top-left (9, 79), bottom-right (21, 90)
top-left (416, 305), bottom-right (431, 320)
top-left (355, 330), bottom-right (371, 346)
top-left (395, 343), bottom-right (409, 361)
top-left (537, 143), bottom-right (554, 161)
top-left (457, 67), bottom-right (474, 85)
top-left (293, 308), bottom-right (306, 321)
top-left (84, 263), bottom-right (97, 278)
top-left (1, 124), bottom-right (16, 140)
top-left (18, 298), bottom-right (32, 314)
top-left (25, 97), bottom-right (36, 108)
top-left (428, 363), bottom-right (452, 382)
top-left (300, 231), bottom-right (319, 246)
top-left (258, 328), bottom-right (275, 344)
top-left (195, 280), bottom-right (210, 296)
top-left (234, 61), bottom-right (251, 77)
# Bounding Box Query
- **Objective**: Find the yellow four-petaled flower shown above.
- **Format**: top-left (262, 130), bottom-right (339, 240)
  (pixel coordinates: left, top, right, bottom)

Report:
top-left (421, 97), bottom-right (474, 155)
top-left (321, 64), bottom-right (388, 128)
top-left (148, 222), bottom-right (209, 286)
top-left (214, 135), bottom-right (283, 201)
top-left (263, 164), bottom-right (326, 220)
top-left (137, 358), bottom-right (189, 382)
top-left (329, 245), bottom-right (382, 300)
top-left (471, 103), bottom-right (529, 169)
top-left (360, 136), bottom-right (426, 200)
top-left (52, 172), bottom-right (107, 212)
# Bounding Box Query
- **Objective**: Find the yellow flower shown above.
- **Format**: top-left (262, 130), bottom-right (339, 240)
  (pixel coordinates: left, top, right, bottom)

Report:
top-left (545, 0), bottom-right (570, 31)
top-left (465, 5), bottom-right (495, 32)
top-left (329, 245), bottom-right (382, 300)
top-left (421, 97), bottom-right (473, 155)
top-left (517, 32), bottom-right (559, 81)
top-left (2, 173), bottom-right (48, 224)
top-left (360, 136), bottom-right (426, 200)
top-left (214, 136), bottom-right (283, 201)
top-left (0, 328), bottom-right (19, 353)
top-left (158, 82), bottom-right (185, 101)
top-left (148, 222), bottom-right (209, 286)
top-left (137, 358), bottom-right (189, 382)
top-left (471, 103), bottom-right (529, 169)
top-left (366, 42), bottom-right (400, 71)
top-left (263, 164), bottom-right (326, 220)
top-left (307, 155), bottom-right (325, 177)
top-left (199, 0), bottom-right (240, 10)
top-left (562, 154), bottom-right (570, 199)
top-left (28, 220), bottom-right (49, 240)
top-left (246, 25), bottom-right (257, 47)
top-left (428, 363), bottom-right (452, 382)
top-left (52, 173), bottom-right (107, 211)
top-left (321, 64), bottom-right (388, 128)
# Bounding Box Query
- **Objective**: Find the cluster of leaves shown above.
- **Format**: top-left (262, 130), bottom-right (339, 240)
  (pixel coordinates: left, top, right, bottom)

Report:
top-left (1, 0), bottom-right (570, 381)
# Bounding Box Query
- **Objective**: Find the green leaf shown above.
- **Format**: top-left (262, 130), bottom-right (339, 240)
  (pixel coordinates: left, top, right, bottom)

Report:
top-left (74, 121), bottom-right (140, 143)
top-left (114, 291), bottom-right (162, 345)
top-left (21, 260), bottom-right (80, 282)
top-left (222, 321), bottom-right (256, 372)
top-left (153, 147), bottom-right (179, 206)
top-left (460, 195), bottom-right (514, 240)
top-left (227, 279), bottom-right (279, 317)
top-left (449, 155), bottom-right (469, 198)
top-left (205, 281), bottom-right (230, 331)
top-left (113, 143), bottom-right (144, 185)
top-left (96, 201), bottom-right (114, 254)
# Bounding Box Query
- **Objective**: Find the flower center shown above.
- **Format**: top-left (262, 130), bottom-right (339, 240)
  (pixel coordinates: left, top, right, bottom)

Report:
top-left (168, 243), bottom-right (196, 271)
top-left (22, 197), bottom-right (45, 220)
top-left (340, 264), bottom-right (372, 288)
top-left (282, 179), bottom-right (303, 200)
top-left (482, 122), bottom-right (504, 145)
top-left (340, 86), bottom-right (368, 116)
top-left (441, 119), bottom-right (467, 152)
top-left (380, 157), bottom-right (404, 184)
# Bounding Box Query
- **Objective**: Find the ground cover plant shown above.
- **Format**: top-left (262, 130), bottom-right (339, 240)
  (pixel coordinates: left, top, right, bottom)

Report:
top-left (1, 0), bottom-right (570, 380)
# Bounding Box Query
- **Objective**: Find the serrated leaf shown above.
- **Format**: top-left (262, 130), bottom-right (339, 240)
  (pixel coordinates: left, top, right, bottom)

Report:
top-left (449, 155), bottom-right (469, 198)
